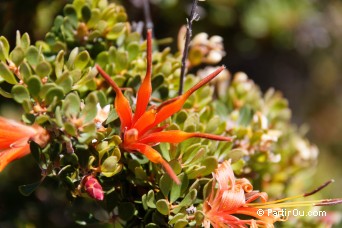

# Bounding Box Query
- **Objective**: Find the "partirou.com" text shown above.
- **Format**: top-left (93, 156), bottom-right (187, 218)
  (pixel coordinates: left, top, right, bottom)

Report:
top-left (256, 208), bottom-right (327, 218)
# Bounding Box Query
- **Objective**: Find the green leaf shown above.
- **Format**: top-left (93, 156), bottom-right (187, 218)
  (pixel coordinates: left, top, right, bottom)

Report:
top-left (10, 47), bottom-right (25, 66)
top-left (238, 106), bottom-right (254, 126)
top-left (202, 179), bottom-right (213, 200)
top-left (35, 115), bottom-right (49, 124)
top-left (56, 72), bottom-right (73, 93)
top-left (194, 211), bottom-right (205, 226)
top-left (61, 153), bottom-right (79, 167)
top-left (127, 42), bottom-right (139, 61)
top-left (159, 174), bottom-right (172, 197)
top-left (114, 51), bottom-right (128, 72)
top-left (174, 219), bottom-right (188, 228)
top-left (26, 46), bottom-right (40, 67)
top-left (0, 87), bottom-right (12, 98)
top-left (229, 149), bottom-right (247, 163)
top-left (22, 99), bottom-right (33, 113)
top-left (30, 141), bottom-right (42, 165)
top-left (27, 76), bottom-right (42, 97)
top-left (169, 213), bottom-right (186, 225)
top-left (39, 83), bottom-right (55, 99)
top-left (135, 166), bottom-right (148, 180)
top-left (0, 62), bottom-right (17, 84)
top-left (19, 181), bottom-right (41, 196)
top-left (19, 62), bottom-right (32, 83)
top-left (156, 199), bottom-right (170, 215)
top-left (96, 51), bottom-right (109, 68)
top-left (20, 33), bottom-right (31, 49)
top-left (63, 4), bottom-right (78, 27)
top-left (0, 37), bottom-right (10, 61)
top-left (74, 51), bottom-right (90, 70)
top-left (151, 74), bottom-right (164, 89)
top-left (11, 85), bottom-right (30, 103)
top-left (206, 116), bottom-right (221, 133)
top-left (45, 86), bottom-right (64, 105)
top-left (118, 202), bottom-right (135, 221)
top-left (87, 8), bottom-right (101, 27)
top-left (55, 50), bottom-right (65, 78)
top-left (36, 61), bottom-right (52, 78)
top-left (81, 92), bottom-right (98, 123)
top-left (170, 173), bottom-right (188, 203)
top-left (200, 156), bottom-right (218, 177)
top-left (146, 190), bottom-right (156, 208)
top-left (106, 22), bottom-right (125, 40)
top-left (67, 47), bottom-right (79, 69)
top-left (96, 90), bottom-right (107, 107)
top-left (179, 189), bottom-right (197, 207)
top-left (81, 5), bottom-right (92, 22)
top-left (63, 92), bottom-right (81, 117)
top-left (101, 156), bottom-right (122, 177)
top-left (64, 122), bottom-right (77, 136)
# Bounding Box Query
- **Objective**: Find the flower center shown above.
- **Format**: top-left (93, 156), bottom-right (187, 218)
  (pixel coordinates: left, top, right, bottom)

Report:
top-left (124, 128), bottom-right (139, 145)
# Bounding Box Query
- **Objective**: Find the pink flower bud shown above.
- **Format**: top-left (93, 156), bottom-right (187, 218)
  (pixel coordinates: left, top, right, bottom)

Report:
top-left (83, 175), bottom-right (104, 201)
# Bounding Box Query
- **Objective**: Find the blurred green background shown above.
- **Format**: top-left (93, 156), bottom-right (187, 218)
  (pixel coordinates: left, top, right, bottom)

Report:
top-left (0, 0), bottom-right (341, 227)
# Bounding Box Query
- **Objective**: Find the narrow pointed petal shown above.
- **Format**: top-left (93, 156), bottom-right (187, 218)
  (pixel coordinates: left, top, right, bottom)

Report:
top-left (133, 29), bottom-right (153, 124)
top-left (183, 66), bottom-right (226, 99)
top-left (152, 66), bottom-right (226, 127)
top-left (127, 143), bottom-right (180, 184)
top-left (0, 144), bottom-right (30, 171)
top-left (0, 117), bottom-right (37, 149)
top-left (139, 130), bottom-right (232, 144)
top-left (96, 65), bottom-right (133, 130)
top-left (133, 108), bottom-right (156, 133)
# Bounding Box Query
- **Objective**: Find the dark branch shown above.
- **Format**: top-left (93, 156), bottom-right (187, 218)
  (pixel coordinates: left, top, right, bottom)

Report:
top-left (142, 0), bottom-right (154, 31)
top-left (178, 0), bottom-right (199, 95)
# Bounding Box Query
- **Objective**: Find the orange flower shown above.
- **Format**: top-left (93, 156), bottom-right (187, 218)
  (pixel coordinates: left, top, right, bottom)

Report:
top-left (203, 160), bottom-right (342, 228)
top-left (0, 117), bottom-right (49, 171)
top-left (96, 29), bottom-right (231, 184)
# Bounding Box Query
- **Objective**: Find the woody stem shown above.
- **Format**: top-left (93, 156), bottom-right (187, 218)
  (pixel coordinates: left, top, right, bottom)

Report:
top-left (178, 0), bottom-right (199, 95)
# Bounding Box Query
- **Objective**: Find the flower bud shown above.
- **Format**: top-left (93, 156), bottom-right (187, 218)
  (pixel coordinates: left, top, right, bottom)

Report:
top-left (83, 175), bottom-right (104, 201)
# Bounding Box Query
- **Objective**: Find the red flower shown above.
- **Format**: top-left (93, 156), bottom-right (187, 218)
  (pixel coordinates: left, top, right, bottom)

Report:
top-left (96, 29), bottom-right (231, 184)
top-left (203, 160), bottom-right (342, 228)
top-left (0, 117), bottom-right (49, 171)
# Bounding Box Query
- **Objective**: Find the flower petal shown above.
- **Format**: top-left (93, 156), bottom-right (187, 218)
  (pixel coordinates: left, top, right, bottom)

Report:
top-left (152, 66), bottom-right (226, 128)
top-left (0, 144), bottom-right (30, 171)
top-left (126, 143), bottom-right (180, 184)
top-left (133, 29), bottom-right (153, 124)
top-left (96, 65), bottom-right (133, 130)
top-left (0, 117), bottom-right (37, 149)
top-left (139, 130), bottom-right (231, 144)
top-left (133, 108), bottom-right (156, 133)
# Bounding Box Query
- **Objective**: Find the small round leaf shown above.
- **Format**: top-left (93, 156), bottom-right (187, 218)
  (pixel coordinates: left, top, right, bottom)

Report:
top-left (0, 62), bottom-right (17, 84)
top-left (10, 47), bottom-right (25, 66)
top-left (27, 76), bottom-right (42, 97)
top-left (36, 61), bottom-right (52, 78)
top-left (156, 199), bottom-right (170, 215)
top-left (11, 85), bottom-right (30, 103)
top-left (45, 86), bottom-right (64, 105)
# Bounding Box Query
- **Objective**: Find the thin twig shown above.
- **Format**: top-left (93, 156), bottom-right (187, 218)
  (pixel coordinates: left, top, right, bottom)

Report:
top-left (142, 0), bottom-right (154, 31)
top-left (178, 0), bottom-right (199, 95)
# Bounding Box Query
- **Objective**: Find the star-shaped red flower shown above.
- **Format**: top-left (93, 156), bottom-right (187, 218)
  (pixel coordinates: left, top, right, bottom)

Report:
top-left (96, 29), bottom-right (231, 184)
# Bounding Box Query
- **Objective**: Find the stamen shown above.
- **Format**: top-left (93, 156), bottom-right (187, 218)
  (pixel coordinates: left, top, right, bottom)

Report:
top-left (248, 179), bottom-right (335, 207)
top-left (304, 179), bottom-right (334, 197)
